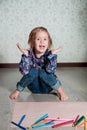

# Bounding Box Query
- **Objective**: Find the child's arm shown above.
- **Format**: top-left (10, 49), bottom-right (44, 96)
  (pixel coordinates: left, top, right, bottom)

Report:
top-left (51, 46), bottom-right (63, 55)
top-left (45, 46), bottom-right (63, 73)
top-left (17, 43), bottom-right (28, 56)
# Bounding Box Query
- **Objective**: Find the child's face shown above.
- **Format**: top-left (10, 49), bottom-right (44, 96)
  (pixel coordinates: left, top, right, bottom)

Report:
top-left (34, 31), bottom-right (49, 56)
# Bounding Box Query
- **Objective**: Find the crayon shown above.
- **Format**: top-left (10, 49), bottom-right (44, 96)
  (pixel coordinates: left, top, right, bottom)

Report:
top-left (84, 119), bottom-right (87, 130)
top-left (32, 113), bottom-right (48, 125)
top-left (18, 115), bottom-right (26, 125)
top-left (77, 121), bottom-right (84, 128)
top-left (52, 120), bottom-right (74, 128)
top-left (27, 113), bottom-right (49, 129)
top-left (45, 118), bottom-right (73, 122)
top-left (27, 119), bottom-right (54, 129)
top-left (11, 121), bottom-right (26, 130)
top-left (74, 116), bottom-right (85, 127)
top-left (73, 115), bottom-right (80, 126)
top-left (32, 119), bottom-right (48, 126)
top-left (32, 122), bottom-right (55, 128)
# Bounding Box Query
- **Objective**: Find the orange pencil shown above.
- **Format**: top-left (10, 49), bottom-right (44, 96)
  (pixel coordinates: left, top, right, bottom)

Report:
top-left (77, 121), bottom-right (84, 128)
top-left (84, 119), bottom-right (87, 130)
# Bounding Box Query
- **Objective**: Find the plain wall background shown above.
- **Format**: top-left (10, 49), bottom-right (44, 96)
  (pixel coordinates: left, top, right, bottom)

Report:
top-left (0, 0), bottom-right (87, 63)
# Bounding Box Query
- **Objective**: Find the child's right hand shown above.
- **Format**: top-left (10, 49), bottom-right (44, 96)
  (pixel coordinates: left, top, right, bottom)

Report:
top-left (16, 42), bottom-right (28, 56)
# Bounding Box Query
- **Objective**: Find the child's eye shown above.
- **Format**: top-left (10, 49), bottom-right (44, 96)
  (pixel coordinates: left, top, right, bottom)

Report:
top-left (44, 38), bottom-right (47, 40)
top-left (37, 38), bottom-right (40, 40)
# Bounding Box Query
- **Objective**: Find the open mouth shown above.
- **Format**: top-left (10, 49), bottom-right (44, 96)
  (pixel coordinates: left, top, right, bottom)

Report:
top-left (39, 45), bottom-right (45, 49)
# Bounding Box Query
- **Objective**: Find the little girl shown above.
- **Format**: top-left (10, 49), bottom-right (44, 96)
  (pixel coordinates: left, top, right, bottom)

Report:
top-left (10, 26), bottom-right (68, 101)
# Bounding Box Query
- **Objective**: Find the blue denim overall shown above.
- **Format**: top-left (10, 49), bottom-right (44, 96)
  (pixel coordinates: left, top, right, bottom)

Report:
top-left (16, 50), bottom-right (61, 93)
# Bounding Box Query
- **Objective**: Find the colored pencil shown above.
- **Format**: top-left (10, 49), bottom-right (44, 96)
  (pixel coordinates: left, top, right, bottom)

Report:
top-left (84, 119), bottom-right (87, 130)
top-left (74, 116), bottom-right (85, 127)
top-left (45, 117), bottom-right (73, 122)
top-left (52, 120), bottom-right (74, 128)
top-left (76, 121), bottom-right (84, 128)
top-left (18, 115), bottom-right (26, 125)
top-left (73, 115), bottom-right (80, 126)
top-left (32, 119), bottom-right (52, 126)
top-left (32, 113), bottom-right (48, 125)
top-left (11, 121), bottom-right (26, 130)
top-left (32, 122), bottom-right (55, 128)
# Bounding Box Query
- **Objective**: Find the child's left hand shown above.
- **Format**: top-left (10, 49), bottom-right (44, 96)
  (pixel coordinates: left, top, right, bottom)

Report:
top-left (51, 46), bottom-right (63, 55)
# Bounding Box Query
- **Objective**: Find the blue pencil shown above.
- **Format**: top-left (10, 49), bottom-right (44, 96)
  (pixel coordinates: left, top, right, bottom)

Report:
top-left (18, 115), bottom-right (26, 125)
top-left (33, 113), bottom-right (48, 124)
top-left (32, 122), bottom-right (55, 128)
top-left (11, 121), bottom-right (26, 130)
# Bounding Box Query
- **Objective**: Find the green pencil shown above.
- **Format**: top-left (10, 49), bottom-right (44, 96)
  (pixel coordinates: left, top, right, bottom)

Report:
top-left (74, 116), bottom-right (85, 127)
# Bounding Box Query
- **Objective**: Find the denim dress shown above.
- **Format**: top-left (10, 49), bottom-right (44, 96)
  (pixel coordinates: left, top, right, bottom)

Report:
top-left (16, 50), bottom-right (61, 93)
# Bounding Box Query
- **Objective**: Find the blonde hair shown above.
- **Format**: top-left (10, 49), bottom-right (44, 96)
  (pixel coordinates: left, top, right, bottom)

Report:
top-left (28, 26), bottom-right (52, 49)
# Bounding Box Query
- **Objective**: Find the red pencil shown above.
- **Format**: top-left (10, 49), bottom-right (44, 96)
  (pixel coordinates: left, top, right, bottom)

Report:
top-left (52, 120), bottom-right (74, 128)
top-left (73, 115), bottom-right (80, 126)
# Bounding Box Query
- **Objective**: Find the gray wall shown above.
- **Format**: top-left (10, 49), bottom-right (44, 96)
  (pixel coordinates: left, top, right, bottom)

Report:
top-left (0, 0), bottom-right (87, 63)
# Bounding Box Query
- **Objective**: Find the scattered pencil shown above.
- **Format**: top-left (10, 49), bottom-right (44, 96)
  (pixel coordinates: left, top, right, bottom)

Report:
top-left (52, 120), bottom-right (74, 128)
top-left (74, 115), bottom-right (85, 127)
top-left (73, 115), bottom-right (80, 126)
top-left (11, 114), bottom-right (87, 129)
top-left (11, 121), bottom-right (26, 130)
top-left (32, 113), bottom-right (48, 125)
top-left (19, 115), bottom-right (26, 125)
top-left (11, 114), bottom-right (26, 130)
top-left (84, 119), bottom-right (87, 130)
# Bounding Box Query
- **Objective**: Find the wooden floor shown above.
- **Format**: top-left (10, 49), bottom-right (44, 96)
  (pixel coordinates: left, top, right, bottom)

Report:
top-left (0, 67), bottom-right (87, 130)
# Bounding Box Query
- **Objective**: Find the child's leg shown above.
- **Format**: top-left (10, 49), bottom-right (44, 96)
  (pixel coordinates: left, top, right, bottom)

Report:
top-left (10, 68), bottom-right (38, 100)
top-left (9, 74), bottom-right (33, 100)
top-left (51, 80), bottom-right (68, 101)
top-left (39, 69), bottom-right (57, 86)
top-left (39, 69), bottom-right (68, 101)
top-left (57, 87), bottom-right (68, 101)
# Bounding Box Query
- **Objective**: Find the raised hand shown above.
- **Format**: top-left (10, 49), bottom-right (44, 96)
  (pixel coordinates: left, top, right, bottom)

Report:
top-left (51, 46), bottom-right (63, 55)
